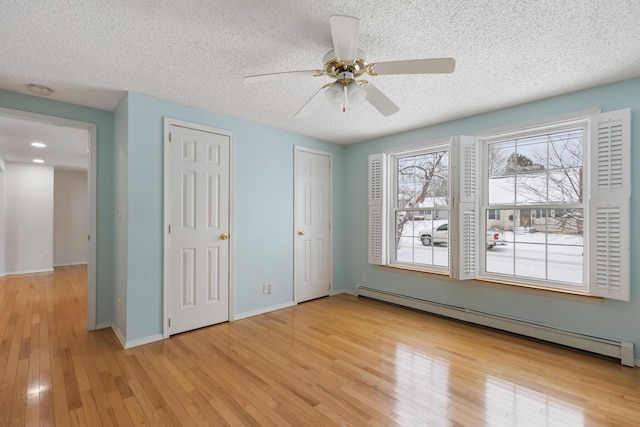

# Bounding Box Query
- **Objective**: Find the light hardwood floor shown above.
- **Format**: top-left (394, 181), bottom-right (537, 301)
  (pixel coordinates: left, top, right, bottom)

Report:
top-left (1, 265), bottom-right (639, 426)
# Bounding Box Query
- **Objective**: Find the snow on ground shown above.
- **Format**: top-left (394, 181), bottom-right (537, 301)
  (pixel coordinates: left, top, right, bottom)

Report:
top-left (396, 224), bottom-right (583, 284)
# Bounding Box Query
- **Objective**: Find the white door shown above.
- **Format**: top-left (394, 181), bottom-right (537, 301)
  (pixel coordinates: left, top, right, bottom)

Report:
top-left (167, 123), bottom-right (230, 335)
top-left (294, 148), bottom-right (331, 303)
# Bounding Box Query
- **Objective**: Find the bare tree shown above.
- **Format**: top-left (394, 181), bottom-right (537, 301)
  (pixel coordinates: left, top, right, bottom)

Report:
top-left (396, 152), bottom-right (448, 245)
top-left (488, 145), bottom-right (508, 176)
top-left (519, 132), bottom-right (583, 234)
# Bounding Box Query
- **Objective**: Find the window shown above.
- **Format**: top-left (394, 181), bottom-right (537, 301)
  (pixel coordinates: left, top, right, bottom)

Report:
top-left (368, 109), bottom-right (630, 300)
top-left (390, 145), bottom-right (450, 272)
top-left (487, 209), bottom-right (501, 220)
top-left (482, 126), bottom-right (585, 288)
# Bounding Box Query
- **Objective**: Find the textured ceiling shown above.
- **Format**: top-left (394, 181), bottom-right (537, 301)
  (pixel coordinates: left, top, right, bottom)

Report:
top-left (0, 115), bottom-right (88, 170)
top-left (1, 0), bottom-right (640, 144)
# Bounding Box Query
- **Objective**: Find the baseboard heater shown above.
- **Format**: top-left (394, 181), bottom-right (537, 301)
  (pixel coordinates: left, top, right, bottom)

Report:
top-left (356, 286), bottom-right (635, 367)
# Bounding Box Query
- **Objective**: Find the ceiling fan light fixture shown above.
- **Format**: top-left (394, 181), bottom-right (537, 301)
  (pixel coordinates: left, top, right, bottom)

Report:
top-left (347, 80), bottom-right (366, 105)
top-left (325, 81), bottom-right (344, 105)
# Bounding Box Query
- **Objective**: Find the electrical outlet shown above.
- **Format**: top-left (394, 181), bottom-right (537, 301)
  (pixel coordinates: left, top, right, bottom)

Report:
top-left (263, 283), bottom-right (270, 294)
top-left (361, 273), bottom-right (366, 283)
top-left (39, 254), bottom-right (45, 262)
top-left (268, 283), bottom-right (273, 293)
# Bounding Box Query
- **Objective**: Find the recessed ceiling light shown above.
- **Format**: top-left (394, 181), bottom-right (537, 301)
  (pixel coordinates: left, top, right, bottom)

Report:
top-left (31, 142), bottom-right (47, 148)
top-left (27, 84), bottom-right (53, 96)
top-left (33, 159), bottom-right (44, 164)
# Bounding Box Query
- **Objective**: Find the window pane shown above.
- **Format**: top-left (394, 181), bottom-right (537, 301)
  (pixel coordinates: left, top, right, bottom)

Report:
top-left (396, 151), bottom-right (449, 209)
top-left (517, 171), bottom-right (548, 204)
top-left (548, 244), bottom-right (583, 284)
top-left (547, 130), bottom-right (583, 203)
top-left (488, 141), bottom-right (515, 204)
top-left (395, 211), bottom-right (449, 268)
top-left (488, 129), bottom-right (583, 207)
top-left (514, 243), bottom-right (546, 280)
top-left (488, 141), bottom-right (514, 177)
top-left (484, 208), bottom-right (583, 286)
top-left (486, 238), bottom-right (514, 275)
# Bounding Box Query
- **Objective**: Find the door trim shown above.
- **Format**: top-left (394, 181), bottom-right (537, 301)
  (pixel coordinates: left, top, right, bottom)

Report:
top-left (293, 146), bottom-right (333, 303)
top-left (0, 107), bottom-right (97, 330)
top-left (162, 117), bottom-right (235, 339)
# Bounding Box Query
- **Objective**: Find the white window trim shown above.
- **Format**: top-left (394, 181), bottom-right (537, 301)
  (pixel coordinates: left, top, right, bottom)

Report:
top-left (385, 139), bottom-right (452, 274)
top-left (367, 108), bottom-right (630, 301)
top-left (477, 119), bottom-right (590, 293)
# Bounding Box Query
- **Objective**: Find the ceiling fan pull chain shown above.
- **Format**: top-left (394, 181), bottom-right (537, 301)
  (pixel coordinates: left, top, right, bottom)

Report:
top-left (343, 84), bottom-right (347, 112)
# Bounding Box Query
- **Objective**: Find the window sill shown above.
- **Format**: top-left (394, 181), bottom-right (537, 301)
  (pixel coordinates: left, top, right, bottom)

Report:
top-left (383, 263), bottom-right (450, 277)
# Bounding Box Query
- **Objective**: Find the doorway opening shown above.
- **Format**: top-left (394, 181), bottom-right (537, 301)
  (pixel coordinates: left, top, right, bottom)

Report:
top-left (0, 107), bottom-right (97, 330)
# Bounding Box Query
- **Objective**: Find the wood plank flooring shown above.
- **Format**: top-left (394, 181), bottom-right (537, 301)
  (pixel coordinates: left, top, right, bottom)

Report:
top-left (1, 265), bottom-right (640, 426)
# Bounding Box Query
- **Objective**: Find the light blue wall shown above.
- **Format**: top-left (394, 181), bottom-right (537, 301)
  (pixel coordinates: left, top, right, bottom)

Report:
top-left (343, 77), bottom-right (640, 358)
top-left (0, 90), bottom-right (116, 325)
top-left (113, 94), bottom-right (129, 337)
top-left (124, 92), bottom-right (346, 341)
top-left (5, 78), bottom-right (638, 357)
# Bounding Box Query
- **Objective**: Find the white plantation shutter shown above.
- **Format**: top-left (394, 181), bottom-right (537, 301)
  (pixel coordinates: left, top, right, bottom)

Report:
top-left (588, 109), bottom-right (630, 300)
top-left (457, 204), bottom-right (478, 279)
top-left (459, 136), bottom-right (479, 204)
top-left (368, 206), bottom-right (383, 264)
top-left (368, 154), bottom-right (385, 264)
top-left (453, 136), bottom-right (479, 280)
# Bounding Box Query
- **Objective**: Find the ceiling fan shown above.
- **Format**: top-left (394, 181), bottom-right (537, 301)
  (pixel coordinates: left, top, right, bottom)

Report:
top-left (243, 15), bottom-right (455, 118)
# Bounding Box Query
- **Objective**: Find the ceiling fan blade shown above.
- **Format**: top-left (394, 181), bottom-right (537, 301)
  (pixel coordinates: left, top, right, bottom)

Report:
top-left (294, 87), bottom-right (326, 118)
top-left (243, 70), bottom-right (321, 85)
top-left (362, 84), bottom-right (400, 116)
top-left (329, 15), bottom-right (360, 61)
top-left (372, 58), bottom-right (456, 75)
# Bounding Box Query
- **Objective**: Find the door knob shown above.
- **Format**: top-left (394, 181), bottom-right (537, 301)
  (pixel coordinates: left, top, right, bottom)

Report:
top-left (298, 230), bottom-right (305, 236)
top-left (220, 233), bottom-right (229, 240)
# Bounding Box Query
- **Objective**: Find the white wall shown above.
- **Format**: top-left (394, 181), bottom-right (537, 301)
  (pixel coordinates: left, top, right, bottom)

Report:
top-left (3, 162), bottom-right (54, 275)
top-left (53, 169), bottom-right (88, 266)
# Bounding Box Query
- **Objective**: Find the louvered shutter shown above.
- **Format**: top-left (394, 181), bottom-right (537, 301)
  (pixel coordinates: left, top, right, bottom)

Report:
top-left (453, 136), bottom-right (479, 280)
top-left (588, 109), bottom-right (630, 300)
top-left (368, 154), bottom-right (386, 264)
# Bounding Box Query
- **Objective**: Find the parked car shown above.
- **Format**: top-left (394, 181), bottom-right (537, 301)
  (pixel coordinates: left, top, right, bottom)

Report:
top-left (417, 223), bottom-right (449, 246)
top-left (486, 229), bottom-right (507, 248)
top-left (417, 223), bottom-right (507, 248)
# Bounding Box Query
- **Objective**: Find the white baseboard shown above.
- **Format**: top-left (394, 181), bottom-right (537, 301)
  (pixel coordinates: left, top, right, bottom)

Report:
top-left (111, 324), bottom-right (126, 348)
top-left (357, 286), bottom-right (636, 367)
top-left (331, 288), bottom-right (356, 296)
top-left (234, 301), bottom-right (296, 321)
top-left (123, 333), bottom-right (164, 349)
top-left (54, 262), bottom-right (88, 267)
top-left (1, 268), bottom-right (54, 276)
top-left (95, 322), bottom-right (112, 330)
top-left (109, 324), bottom-right (163, 350)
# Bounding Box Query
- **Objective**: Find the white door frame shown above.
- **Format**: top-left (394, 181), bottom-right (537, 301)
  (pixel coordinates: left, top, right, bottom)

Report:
top-left (0, 107), bottom-right (98, 330)
top-left (163, 117), bottom-right (235, 339)
top-left (293, 146), bottom-right (333, 303)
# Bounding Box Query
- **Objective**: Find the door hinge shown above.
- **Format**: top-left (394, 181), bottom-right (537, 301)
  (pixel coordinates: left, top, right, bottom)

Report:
top-left (168, 318), bottom-right (171, 328)
top-left (328, 222), bottom-right (331, 230)
top-left (169, 132), bottom-right (172, 142)
top-left (168, 224), bottom-right (172, 234)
